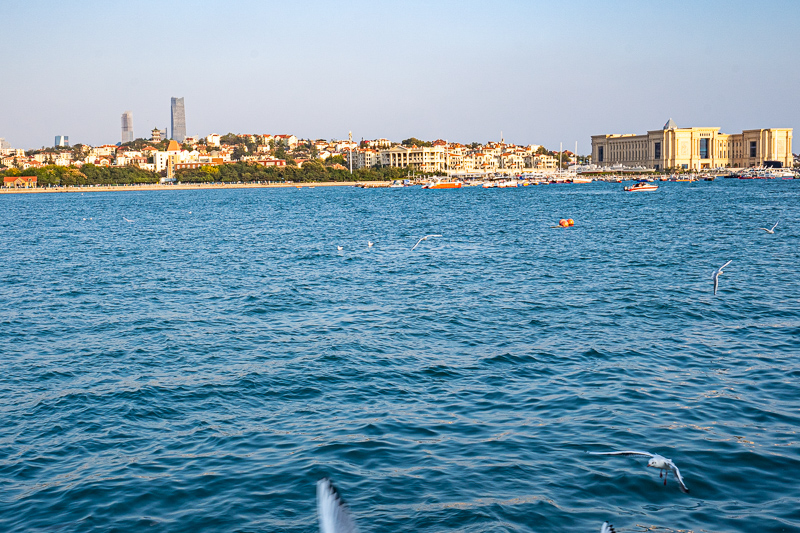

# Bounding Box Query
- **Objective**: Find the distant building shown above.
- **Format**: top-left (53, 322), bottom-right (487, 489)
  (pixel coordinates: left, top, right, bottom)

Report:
top-left (55, 135), bottom-right (69, 147)
top-left (121, 111), bottom-right (134, 143)
top-left (206, 133), bottom-right (221, 147)
top-left (0, 138), bottom-right (9, 149)
top-left (592, 119), bottom-right (793, 170)
top-left (3, 175), bottom-right (38, 188)
top-left (171, 97), bottom-right (186, 142)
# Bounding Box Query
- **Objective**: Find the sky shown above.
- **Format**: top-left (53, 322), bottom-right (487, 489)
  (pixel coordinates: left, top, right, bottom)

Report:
top-left (1, 0), bottom-right (798, 152)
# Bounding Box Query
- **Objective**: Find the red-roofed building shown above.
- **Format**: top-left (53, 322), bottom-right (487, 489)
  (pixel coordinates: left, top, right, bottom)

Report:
top-left (3, 175), bottom-right (37, 188)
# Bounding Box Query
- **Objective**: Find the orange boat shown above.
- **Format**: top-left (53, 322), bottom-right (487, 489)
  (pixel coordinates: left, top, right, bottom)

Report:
top-left (422, 180), bottom-right (462, 189)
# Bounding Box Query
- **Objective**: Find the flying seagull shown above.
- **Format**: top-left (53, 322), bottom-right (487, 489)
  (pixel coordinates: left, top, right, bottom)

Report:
top-left (601, 522), bottom-right (617, 533)
top-left (411, 234), bottom-right (442, 251)
top-left (337, 246), bottom-right (343, 251)
top-left (368, 241), bottom-right (373, 247)
top-left (123, 217), bottom-right (135, 223)
top-left (317, 478), bottom-right (359, 533)
top-left (712, 260), bottom-right (732, 295)
top-left (759, 220), bottom-right (778, 234)
top-left (588, 450), bottom-right (689, 493)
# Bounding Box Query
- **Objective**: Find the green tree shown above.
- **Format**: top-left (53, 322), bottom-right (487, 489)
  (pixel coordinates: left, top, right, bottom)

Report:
top-left (401, 137), bottom-right (432, 147)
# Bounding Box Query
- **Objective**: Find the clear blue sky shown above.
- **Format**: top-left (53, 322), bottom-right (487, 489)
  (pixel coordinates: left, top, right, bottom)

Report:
top-left (1, 0), bottom-right (798, 152)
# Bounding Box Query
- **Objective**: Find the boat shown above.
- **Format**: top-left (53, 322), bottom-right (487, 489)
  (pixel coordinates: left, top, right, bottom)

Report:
top-left (422, 179), bottom-right (462, 189)
top-left (624, 181), bottom-right (659, 192)
top-left (571, 177), bottom-right (593, 184)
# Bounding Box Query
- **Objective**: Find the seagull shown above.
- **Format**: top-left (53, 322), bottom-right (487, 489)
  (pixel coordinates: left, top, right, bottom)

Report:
top-left (588, 450), bottom-right (689, 493)
top-left (712, 260), bottom-right (732, 295)
top-left (411, 234), bottom-right (442, 251)
top-left (601, 522), bottom-right (617, 533)
top-left (759, 220), bottom-right (778, 234)
top-left (317, 478), bottom-right (359, 533)
top-left (123, 217), bottom-right (134, 223)
top-left (337, 246), bottom-right (343, 251)
top-left (368, 241), bottom-right (373, 247)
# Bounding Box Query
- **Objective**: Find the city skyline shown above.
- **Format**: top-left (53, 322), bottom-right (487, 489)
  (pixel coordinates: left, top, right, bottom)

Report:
top-left (1, 0), bottom-right (798, 151)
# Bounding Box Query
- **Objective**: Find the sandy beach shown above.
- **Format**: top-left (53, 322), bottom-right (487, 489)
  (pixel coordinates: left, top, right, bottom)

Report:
top-left (0, 181), bottom-right (389, 194)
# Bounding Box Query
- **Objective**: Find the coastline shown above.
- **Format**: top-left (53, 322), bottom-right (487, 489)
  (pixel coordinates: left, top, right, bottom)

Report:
top-left (0, 181), bottom-right (384, 194)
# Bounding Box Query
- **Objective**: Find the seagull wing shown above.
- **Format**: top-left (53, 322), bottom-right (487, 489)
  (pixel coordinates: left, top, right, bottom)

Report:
top-left (317, 479), bottom-right (359, 533)
top-left (759, 228), bottom-right (769, 232)
top-left (411, 235), bottom-right (442, 251)
top-left (588, 450), bottom-right (654, 458)
top-left (713, 275), bottom-right (718, 295)
top-left (601, 522), bottom-right (617, 533)
top-left (771, 221), bottom-right (779, 231)
top-left (719, 260), bottom-right (732, 270)
top-left (669, 461), bottom-right (690, 494)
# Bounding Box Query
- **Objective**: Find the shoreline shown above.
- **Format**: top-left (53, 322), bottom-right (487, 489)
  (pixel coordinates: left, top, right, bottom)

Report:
top-left (0, 181), bottom-right (385, 195)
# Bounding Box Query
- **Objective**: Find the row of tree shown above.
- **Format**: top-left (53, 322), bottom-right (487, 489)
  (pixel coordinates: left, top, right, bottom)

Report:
top-left (174, 161), bottom-right (438, 183)
top-left (0, 161), bottom-right (440, 186)
top-left (1, 164), bottom-right (160, 186)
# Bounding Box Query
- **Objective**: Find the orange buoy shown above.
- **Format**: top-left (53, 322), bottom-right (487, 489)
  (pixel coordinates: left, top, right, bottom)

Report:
top-left (567, 218), bottom-right (574, 226)
top-left (559, 219), bottom-right (568, 227)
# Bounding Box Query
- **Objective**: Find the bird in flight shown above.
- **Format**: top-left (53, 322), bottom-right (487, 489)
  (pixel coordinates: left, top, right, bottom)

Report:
top-left (759, 220), bottom-right (778, 234)
top-left (601, 522), bottom-right (617, 533)
top-left (317, 478), bottom-right (359, 533)
top-left (712, 260), bottom-right (732, 295)
top-left (123, 217), bottom-right (134, 223)
top-left (337, 246), bottom-right (343, 251)
top-left (368, 241), bottom-right (373, 247)
top-left (411, 234), bottom-right (442, 251)
top-left (588, 450), bottom-right (689, 493)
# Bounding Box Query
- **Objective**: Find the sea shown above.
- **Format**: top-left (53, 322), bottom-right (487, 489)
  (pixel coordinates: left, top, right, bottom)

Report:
top-left (1, 180), bottom-right (799, 533)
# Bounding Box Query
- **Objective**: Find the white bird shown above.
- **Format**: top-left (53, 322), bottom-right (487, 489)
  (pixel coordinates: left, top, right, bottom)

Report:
top-left (123, 217), bottom-right (134, 223)
top-left (411, 234), bottom-right (442, 251)
top-left (588, 450), bottom-right (689, 493)
top-left (759, 220), bottom-right (778, 234)
top-left (712, 260), bottom-right (732, 295)
top-left (601, 522), bottom-right (616, 533)
top-left (367, 241), bottom-right (373, 247)
top-left (337, 246), bottom-right (343, 251)
top-left (317, 478), bottom-right (359, 533)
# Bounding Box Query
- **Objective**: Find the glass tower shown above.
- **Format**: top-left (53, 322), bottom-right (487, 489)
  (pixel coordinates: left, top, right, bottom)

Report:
top-left (121, 111), bottom-right (134, 143)
top-left (170, 97), bottom-right (186, 143)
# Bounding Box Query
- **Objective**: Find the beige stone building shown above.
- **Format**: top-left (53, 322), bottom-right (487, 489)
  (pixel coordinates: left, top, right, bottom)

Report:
top-left (592, 119), bottom-right (793, 170)
top-left (379, 145), bottom-right (447, 173)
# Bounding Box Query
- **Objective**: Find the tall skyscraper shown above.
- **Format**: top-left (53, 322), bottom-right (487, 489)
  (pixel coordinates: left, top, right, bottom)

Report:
top-left (170, 97), bottom-right (186, 143)
top-left (55, 135), bottom-right (69, 147)
top-left (121, 111), bottom-right (134, 143)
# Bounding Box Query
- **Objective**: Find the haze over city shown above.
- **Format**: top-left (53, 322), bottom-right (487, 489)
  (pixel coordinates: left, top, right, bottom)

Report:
top-left (1, 0), bottom-right (798, 151)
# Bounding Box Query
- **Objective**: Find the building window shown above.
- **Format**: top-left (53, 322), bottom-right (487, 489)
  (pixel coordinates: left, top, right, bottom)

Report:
top-left (654, 142), bottom-right (661, 159)
top-left (750, 141), bottom-right (757, 158)
top-left (700, 138), bottom-right (709, 159)
top-left (598, 146), bottom-right (604, 162)
top-left (682, 164), bottom-right (688, 169)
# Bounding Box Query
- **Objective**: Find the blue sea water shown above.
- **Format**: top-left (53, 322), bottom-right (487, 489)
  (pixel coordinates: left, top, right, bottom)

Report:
top-left (1, 180), bottom-right (799, 533)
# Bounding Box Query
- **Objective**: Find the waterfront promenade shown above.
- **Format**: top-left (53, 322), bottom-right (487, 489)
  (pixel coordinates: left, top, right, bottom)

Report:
top-left (0, 181), bottom-right (378, 194)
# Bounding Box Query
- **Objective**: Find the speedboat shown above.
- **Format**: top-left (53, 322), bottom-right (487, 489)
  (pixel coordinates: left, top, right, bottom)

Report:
top-left (422, 180), bottom-right (462, 189)
top-left (624, 181), bottom-right (659, 192)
